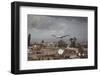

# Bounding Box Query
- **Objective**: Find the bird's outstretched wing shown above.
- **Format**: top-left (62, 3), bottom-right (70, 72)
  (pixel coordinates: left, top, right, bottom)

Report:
top-left (52, 35), bottom-right (57, 38)
top-left (52, 34), bottom-right (70, 38)
top-left (60, 35), bottom-right (70, 38)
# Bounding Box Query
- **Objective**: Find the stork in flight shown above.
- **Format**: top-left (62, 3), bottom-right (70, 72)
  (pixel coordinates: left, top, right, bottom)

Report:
top-left (52, 34), bottom-right (70, 39)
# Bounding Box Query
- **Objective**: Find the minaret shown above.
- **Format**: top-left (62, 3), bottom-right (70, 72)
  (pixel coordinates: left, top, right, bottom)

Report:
top-left (28, 33), bottom-right (31, 47)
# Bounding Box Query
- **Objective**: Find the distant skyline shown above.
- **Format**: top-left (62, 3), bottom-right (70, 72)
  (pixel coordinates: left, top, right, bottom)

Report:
top-left (28, 14), bottom-right (88, 43)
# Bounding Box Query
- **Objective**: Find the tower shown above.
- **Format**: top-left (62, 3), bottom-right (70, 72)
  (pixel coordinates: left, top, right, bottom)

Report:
top-left (28, 33), bottom-right (31, 47)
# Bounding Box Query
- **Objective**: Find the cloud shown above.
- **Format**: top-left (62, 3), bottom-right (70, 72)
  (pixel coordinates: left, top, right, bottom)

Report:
top-left (28, 14), bottom-right (88, 42)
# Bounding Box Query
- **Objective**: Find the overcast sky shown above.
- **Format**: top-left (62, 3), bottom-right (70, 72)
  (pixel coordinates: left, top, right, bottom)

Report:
top-left (28, 14), bottom-right (88, 43)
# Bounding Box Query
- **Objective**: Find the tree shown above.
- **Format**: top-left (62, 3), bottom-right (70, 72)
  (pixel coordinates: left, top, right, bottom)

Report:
top-left (58, 40), bottom-right (66, 48)
top-left (41, 40), bottom-right (44, 43)
top-left (69, 37), bottom-right (77, 47)
top-left (73, 37), bottom-right (77, 47)
top-left (69, 38), bottom-right (73, 47)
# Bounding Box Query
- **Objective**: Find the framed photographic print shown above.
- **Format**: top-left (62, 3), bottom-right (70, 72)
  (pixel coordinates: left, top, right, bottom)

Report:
top-left (11, 1), bottom-right (98, 74)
